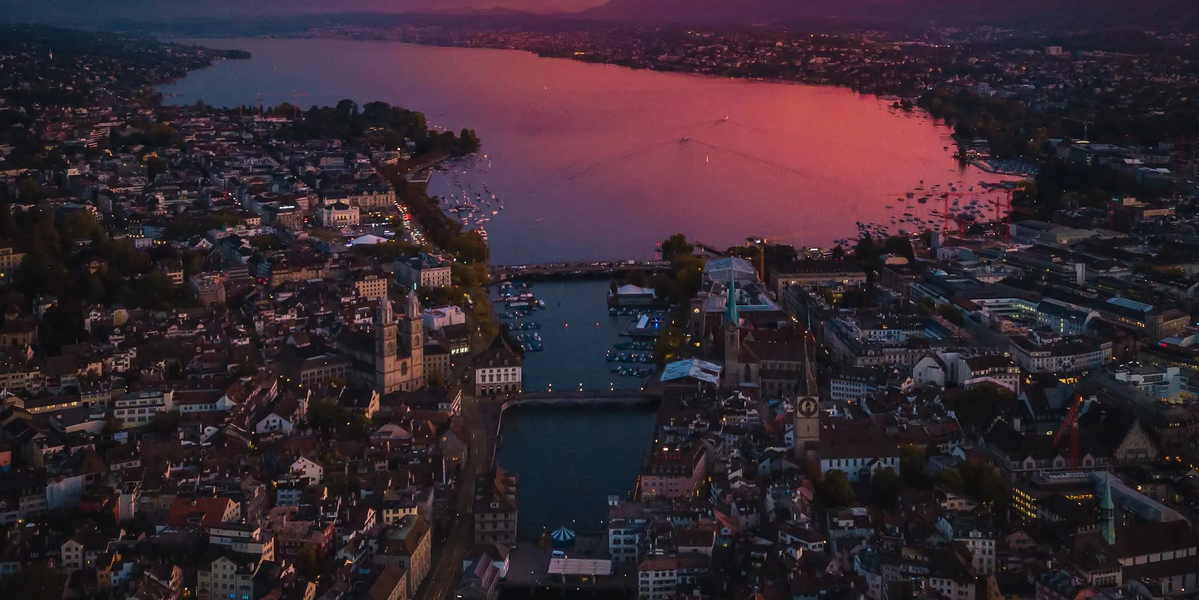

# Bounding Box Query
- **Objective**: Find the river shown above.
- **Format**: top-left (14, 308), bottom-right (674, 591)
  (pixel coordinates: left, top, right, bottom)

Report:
top-left (157, 37), bottom-right (1008, 264)
top-left (155, 38), bottom-right (995, 538)
top-left (496, 404), bottom-right (656, 537)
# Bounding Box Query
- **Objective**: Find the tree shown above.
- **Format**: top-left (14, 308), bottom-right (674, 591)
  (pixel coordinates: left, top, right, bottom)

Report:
top-left (447, 231), bottom-right (489, 263)
top-left (661, 233), bottom-right (694, 261)
top-left (817, 470), bottom-right (857, 507)
top-left (335, 99), bottom-right (359, 117)
top-left (427, 370), bottom-right (445, 388)
top-left (306, 399), bottom-right (350, 432)
top-left (145, 155), bottom-right (167, 182)
top-left (961, 460), bottom-right (1008, 504)
top-left (853, 236), bottom-right (883, 263)
top-left (293, 546), bottom-right (323, 580)
top-left (883, 236), bottom-right (915, 261)
top-left (871, 467), bottom-right (899, 509)
top-left (17, 178), bottom-right (48, 201)
top-left (144, 411), bottom-right (181, 435)
top-left (899, 444), bottom-right (930, 486)
top-left (935, 468), bottom-right (965, 493)
top-left (936, 303), bottom-right (964, 326)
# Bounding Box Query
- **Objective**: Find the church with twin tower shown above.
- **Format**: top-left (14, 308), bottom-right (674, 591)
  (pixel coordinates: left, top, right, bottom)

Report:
top-left (336, 289), bottom-right (425, 393)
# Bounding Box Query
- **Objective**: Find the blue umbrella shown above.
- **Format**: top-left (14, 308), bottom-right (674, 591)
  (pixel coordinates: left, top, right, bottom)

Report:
top-left (550, 526), bottom-right (576, 548)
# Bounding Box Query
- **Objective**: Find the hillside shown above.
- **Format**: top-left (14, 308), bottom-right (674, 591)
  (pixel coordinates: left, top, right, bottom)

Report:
top-left (578, 0), bottom-right (1199, 31)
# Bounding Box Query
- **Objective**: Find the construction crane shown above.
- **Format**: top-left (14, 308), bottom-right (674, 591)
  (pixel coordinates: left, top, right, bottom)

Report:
top-left (291, 91), bottom-right (308, 119)
top-left (934, 189), bottom-right (1014, 239)
top-left (988, 187), bottom-right (1015, 240)
top-left (254, 91), bottom-right (309, 117)
top-left (1051, 394), bottom-right (1086, 469)
top-left (747, 227), bottom-right (811, 280)
top-left (933, 192), bottom-right (969, 234)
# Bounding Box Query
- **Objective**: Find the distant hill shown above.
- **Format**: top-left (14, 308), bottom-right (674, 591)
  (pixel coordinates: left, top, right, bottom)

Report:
top-left (578, 0), bottom-right (1199, 31)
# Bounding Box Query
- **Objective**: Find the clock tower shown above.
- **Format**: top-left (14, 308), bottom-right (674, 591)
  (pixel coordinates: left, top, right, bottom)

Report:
top-left (793, 396), bottom-right (821, 456)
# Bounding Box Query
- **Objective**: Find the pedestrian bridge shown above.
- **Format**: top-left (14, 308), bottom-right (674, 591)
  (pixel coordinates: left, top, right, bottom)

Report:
top-left (489, 261), bottom-right (670, 282)
top-left (493, 390), bottom-right (655, 437)
top-left (500, 389), bottom-right (653, 410)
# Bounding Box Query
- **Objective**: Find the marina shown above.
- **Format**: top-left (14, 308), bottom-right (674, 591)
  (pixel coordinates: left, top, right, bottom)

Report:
top-left (834, 178), bottom-right (1019, 249)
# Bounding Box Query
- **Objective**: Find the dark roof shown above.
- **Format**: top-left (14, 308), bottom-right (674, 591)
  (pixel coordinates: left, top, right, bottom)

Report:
top-left (476, 337), bottom-right (520, 368)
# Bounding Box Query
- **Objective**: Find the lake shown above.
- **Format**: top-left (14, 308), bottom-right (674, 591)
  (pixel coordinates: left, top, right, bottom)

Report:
top-left (158, 37), bottom-right (1006, 264)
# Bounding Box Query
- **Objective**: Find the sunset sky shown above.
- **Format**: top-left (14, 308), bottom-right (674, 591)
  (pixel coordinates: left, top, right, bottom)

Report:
top-left (0, 0), bottom-right (607, 25)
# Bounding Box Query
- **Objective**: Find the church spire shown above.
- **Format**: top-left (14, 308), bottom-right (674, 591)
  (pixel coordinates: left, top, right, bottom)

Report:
top-left (406, 286), bottom-right (421, 318)
top-left (1100, 473), bottom-right (1115, 546)
top-left (377, 296), bottom-right (394, 325)
top-left (801, 312), bottom-right (818, 396)
top-left (725, 268), bottom-right (739, 327)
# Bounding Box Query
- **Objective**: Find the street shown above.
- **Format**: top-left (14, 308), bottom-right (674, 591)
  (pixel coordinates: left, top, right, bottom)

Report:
top-left (413, 390), bottom-right (493, 600)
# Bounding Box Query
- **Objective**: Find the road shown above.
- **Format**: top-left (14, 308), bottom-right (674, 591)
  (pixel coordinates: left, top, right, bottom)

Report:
top-left (490, 260), bottom-right (671, 283)
top-left (413, 390), bottom-right (492, 600)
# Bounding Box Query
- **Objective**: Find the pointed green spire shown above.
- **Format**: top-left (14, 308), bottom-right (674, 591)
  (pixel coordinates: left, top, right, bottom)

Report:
top-left (726, 267), bottom-right (739, 326)
top-left (1100, 473), bottom-right (1115, 546)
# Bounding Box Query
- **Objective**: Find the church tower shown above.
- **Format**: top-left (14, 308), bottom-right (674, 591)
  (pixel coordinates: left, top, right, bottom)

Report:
top-left (402, 288), bottom-right (425, 389)
top-left (722, 269), bottom-right (742, 388)
top-left (375, 298), bottom-right (400, 393)
top-left (793, 315), bottom-right (821, 457)
top-left (1100, 473), bottom-right (1116, 546)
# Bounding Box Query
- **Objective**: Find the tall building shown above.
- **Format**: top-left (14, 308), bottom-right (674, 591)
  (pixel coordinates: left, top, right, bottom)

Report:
top-left (475, 467), bottom-right (518, 546)
top-left (335, 292), bottom-right (425, 393)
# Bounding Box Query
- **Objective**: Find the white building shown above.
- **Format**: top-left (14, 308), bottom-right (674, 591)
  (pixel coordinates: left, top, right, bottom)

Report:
top-left (423, 305), bottom-right (467, 332)
top-left (255, 398), bottom-right (300, 435)
top-left (396, 253), bottom-right (453, 289)
top-left (474, 340), bottom-right (522, 396)
top-left (113, 388), bottom-right (175, 429)
top-left (936, 518), bottom-right (996, 575)
top-left (1009, 331), bottom-right (1113, 374)
top-left (1036, 300), bottom-right (1099, 336)
top-left (317, 201), bottom-right (360, 227)
top-left (638, 557), bottom-right (678, 600)
top-left (818, 420), bottom-right (901, 483)
top-left (1115, 365), bottom-right (1184, 403)
top-left (289, 457), bottom-right (324, 485)
top-left (912, 352), bottom-right (1021, 392)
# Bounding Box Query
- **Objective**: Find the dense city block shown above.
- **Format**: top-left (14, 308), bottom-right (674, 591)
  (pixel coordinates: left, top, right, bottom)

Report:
top-left (0, 18), bottom-right (1198, 600)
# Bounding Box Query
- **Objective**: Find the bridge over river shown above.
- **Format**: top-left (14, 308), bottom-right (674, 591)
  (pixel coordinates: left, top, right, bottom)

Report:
top-left (492, 389), bottom-right (656, 437)
top-left (489, 260), bottom-right (671, 282)
top-left (488, 240), bottom-right (725, 282)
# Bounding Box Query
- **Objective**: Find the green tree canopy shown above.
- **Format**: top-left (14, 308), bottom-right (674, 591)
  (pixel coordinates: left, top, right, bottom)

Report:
top-left (871, 467), bottom-right (900, 509)
top-left (817, 470), bottom-right (857, 507)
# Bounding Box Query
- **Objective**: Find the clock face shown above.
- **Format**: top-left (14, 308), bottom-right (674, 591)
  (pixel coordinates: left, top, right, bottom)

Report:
top-left (799, 398), bottom-right (818, 417)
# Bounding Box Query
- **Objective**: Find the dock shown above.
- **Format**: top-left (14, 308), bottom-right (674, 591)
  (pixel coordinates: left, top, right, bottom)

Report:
top-left (500, 539), bottom-right (634, 598)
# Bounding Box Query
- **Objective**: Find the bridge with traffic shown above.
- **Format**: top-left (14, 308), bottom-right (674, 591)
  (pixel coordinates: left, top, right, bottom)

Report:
top-left (489, 260), bottom-right (672, 282)
top-left (488, 241), bottom-right (725, 282)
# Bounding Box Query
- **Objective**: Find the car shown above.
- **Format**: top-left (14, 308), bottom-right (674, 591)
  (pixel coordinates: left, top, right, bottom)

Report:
top-left (551, 550), bottom-right (567, 559)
